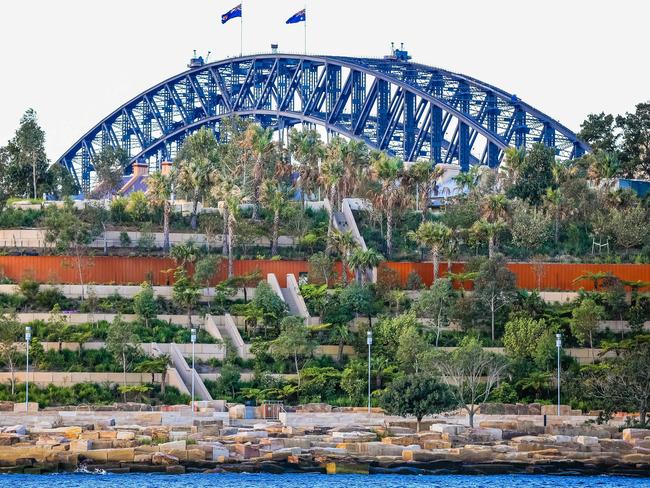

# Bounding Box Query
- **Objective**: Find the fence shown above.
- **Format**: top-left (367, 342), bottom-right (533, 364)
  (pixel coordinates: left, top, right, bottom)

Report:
top-left (0, 256), bottom-right (648, 291)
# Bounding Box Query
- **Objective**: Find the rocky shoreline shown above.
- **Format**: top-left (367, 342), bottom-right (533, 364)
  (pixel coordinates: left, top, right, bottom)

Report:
top-left (0, 403), bottom-right (649, 477)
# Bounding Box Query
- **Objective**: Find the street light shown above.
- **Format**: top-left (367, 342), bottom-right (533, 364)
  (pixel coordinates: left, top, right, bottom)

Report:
top-left (25, 326), bottom-right (31, 413)
top-left (190, 328), bottom-right (196, 418)
top-left (367, 330), bottom-right (373, 414)
top-left (556, 333), bottom-right (562, 416)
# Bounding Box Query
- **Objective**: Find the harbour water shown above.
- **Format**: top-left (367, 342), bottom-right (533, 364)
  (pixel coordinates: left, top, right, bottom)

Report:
top-left (0, 473), bottom-right (646, 487)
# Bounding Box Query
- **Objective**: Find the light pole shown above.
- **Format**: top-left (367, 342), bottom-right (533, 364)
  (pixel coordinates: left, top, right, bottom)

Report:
top-left (25, 326), bottom-right (31, 412)
top-left (190, 328), bottom-right (196, 418)
top-left (367, 330), bottom-right (372, 414)
top-left (556, 333), bottom-right (562, 416)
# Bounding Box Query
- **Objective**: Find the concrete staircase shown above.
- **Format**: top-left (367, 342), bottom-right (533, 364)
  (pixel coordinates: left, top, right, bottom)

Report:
top-left (168, 343), bottom-right (212, 401)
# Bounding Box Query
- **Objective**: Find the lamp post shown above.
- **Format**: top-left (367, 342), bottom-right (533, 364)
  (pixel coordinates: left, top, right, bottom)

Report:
top-left (367, 330), bottom-right (372, 414)
top-left (190, 328), bottom-right (196, 418)
top-left (556, 333), bottom-right (562, 416)
top-left (25, 326), bottom-right (31, 413)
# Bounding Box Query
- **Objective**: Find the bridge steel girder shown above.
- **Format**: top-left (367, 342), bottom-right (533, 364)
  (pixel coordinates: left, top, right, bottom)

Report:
top-left (56, 54), bottom-right (591, 192)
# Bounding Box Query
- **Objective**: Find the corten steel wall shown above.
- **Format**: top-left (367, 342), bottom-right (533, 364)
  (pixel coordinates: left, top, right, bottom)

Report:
top-left (383, 262), bottom-right (650, 291)
top-left (0, 256), bottom-right (648, 291)
top-left (0, 256), bottom-right (310, 288)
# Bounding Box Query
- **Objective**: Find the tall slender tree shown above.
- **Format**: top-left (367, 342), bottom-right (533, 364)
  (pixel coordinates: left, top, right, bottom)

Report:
top-left (288, 128), bottom-right (324, 207)
top-left (409, 221), bottom-right (452, 281)
top-left (147, 171), bottom-right (173, 252)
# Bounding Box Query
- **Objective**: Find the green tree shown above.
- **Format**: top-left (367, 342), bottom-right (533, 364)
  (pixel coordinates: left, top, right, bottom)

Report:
top-left (474, 256), bottom-right (517, 341)
top-left (408, 221), bottom-right (452, 281)
top-left (381, 374), bottom-right (455, 432)
top-left (43, 198), bottom-right (101, 298)
top-left (0, 109), bottom-right (48, 199)
top-left (347, 248), bottom-right (384, 285)
top-left (106, 315), bottom-right (141, 393)
top-left (171, 267), bottom-right (201, 327)
top-left (606, 204), bottom-right (648, 251)
top-left (176, 127), bottom-right (219, 229)
top-left (133, 282), bottom-right (157, 327)
top-left (503, 315), bottom-right (548, 360)
top-left (586, 336), bottom-right (650, 425)
top-left (251, 281), bottom-right (287, 335)
top-left (288, 128), bottom-right (325, 207)
top-left (571, 298), bottom-right (605, 352)
top-left (332, 323), bottom-right (351, 364)
top-left (339, 283), bottom-right (376, 327)
top-left (241, 124), bottom-right (276, 219)
top-left (432, 337), bottom-right (507, 427)
top-left (134, 354), bottom-right (170, 395)
top-left (308, 252), bottom-right (337, 286)
top-left (0, 312), bottom-right (22, 395)
top-left (578, 112), bottom-right (619, 154)
top-left (511, 202), bottom-right (551, 254)
top-left (270, 316), bottom-right (315, 386)
top-left (412, 278), bottom-right (456, 347)
top-left (368, 151), bottom-right (408, 258)
top-left (617, 102), bottom-right (650, 179)
top-left (328, 230), bottom-right (359, 285)
top-left (89, 146), bottom-right (129, 199)
top-left (321, 137), bottom-right (347, 234)
top-left (260, 178), bottom-right (292, 256)
top-left (506, 143), bottom-right (556, 206)
top-left (147, 171), bottom-right (173, 252)
top-left (396, 326), bottom-right (427, 374)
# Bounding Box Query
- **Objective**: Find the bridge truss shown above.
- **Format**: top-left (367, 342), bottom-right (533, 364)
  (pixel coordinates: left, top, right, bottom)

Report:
top-left (56, 54), bottom-right (590, 192)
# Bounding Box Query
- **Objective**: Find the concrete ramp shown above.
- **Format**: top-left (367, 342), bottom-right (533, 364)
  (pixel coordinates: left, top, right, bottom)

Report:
top-left (168, 343), bottom-right (212, 401)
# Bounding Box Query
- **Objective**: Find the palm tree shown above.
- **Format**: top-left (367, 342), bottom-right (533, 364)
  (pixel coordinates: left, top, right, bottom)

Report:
top-left (500, 146), bottom-right (526, 185)
top-left (588, 151), bottom-right (620, 189)
top-left (408, 221), bottom-right (452, 281)
top-left (175, 127), bottom-right (219, 229)
top-left (170, 240), bottom-right (200, 267)
top-left (332, 323), bottom-right (350, 364)
top-left (242, 125), bottom-right (276, 219)
top-left (348, 247), bottom-right (385, 284)
top-left (544, 187), bottom-right (565, 245)
top-left (147, 172), bottom-right (173, 252)
top-left (134, 354), bottom-right (171, 395)
top-left (481, 194), bottom-right (510, 223)
top-left (368, 151), bottom-right (408, 258)
top-left (321, 137), bottom-right (346, 235)
top-left (404, 161), bottom-right (444, 216)
top-left (470, 218), bottom-right (505, 258)
top-left (328, 230), bottom-right (359, 285)
top-left (339, 139), bottom-right (369, 205)
top-left (260, 179), bottom-right (293, 256)
top-left (288, 128), bottom-right (325, 207)
top-left (452, 165), bottom-right (481, 194)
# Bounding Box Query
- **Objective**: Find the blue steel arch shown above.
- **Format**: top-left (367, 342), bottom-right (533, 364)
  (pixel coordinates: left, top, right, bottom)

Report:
top-left (56, 54), bottom-right (590, 192)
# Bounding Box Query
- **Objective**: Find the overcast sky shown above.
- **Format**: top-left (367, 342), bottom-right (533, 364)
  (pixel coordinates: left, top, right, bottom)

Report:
top-left (1, 0), bottom-right (648, 161)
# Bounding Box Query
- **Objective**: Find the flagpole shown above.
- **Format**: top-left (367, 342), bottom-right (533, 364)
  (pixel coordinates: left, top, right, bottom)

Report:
top-left (304, 3), bottom-right (307, 54)
top-left (240, 2), bottom-right (243, 56)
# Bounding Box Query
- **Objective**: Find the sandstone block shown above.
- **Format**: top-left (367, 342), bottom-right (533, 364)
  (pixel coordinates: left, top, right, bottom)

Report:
top-left (479, 420), bottom-right (517, 431)
top-left (159, 440), bottom-right (186, 451)
top-left (69, 440), bottom-right (92, 451)
top-left (134, 453), bottom-right (152, 463)
top-left (116, 431), bottom-right (135, 441)
top-left (186, 448), bottom-right (206, 461)
top-left (623, 429), bottom-right (650, 443)
top-left (575, 436), bottom-right (599, 446)
top-left (165, 465), bottom-right (185, 474)
top-left (623, 453), bottom-right (650, 464)
top-left (403, 449), bottom-right (457, 462)
top-left (422, 440), bottom-right (452, 450)
top-left (105, 448), bottom-right (135, 462)
top-left (429, 424), bottom-right (465, 435)
top-left (152, 452), bottom-right (179, 465)
top-left (325, 462), bottom-right (369, 475)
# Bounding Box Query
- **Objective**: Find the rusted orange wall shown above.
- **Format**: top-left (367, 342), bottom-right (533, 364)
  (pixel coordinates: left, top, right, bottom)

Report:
top-left (383, 261), bottom-right (650, 291)
top-left (0, 256), bottom-right (648, 291)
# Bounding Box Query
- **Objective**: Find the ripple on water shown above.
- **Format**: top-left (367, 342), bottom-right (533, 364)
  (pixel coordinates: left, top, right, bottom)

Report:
top-left (0, 473), bottom-right (646, 488)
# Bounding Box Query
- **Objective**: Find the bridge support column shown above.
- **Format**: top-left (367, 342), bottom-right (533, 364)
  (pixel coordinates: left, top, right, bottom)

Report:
top-left (431, 106), bottom-right (442, 164)
top-left (404, 91), bottom-right (415, 159)
top-left (486, 92), bottom-right (500, 168)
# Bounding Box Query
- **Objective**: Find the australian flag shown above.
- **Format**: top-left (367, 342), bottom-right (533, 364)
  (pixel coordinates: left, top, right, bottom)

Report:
top-left (286, 8), bottom-right (306, 24)
top-left (222, 4), bottom-right (242, 24)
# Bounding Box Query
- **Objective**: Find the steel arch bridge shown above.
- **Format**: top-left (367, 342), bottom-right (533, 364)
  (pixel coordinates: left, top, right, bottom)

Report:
top-left (57, 53), bottom-right (590, 192)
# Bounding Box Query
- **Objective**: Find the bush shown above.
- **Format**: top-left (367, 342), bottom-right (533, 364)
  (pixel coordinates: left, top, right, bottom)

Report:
top-left (119, 232), bottom-right (132, 247)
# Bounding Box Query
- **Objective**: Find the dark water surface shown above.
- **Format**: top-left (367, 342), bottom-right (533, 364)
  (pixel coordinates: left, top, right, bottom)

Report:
top-left (0, 473), bottom-right (646, 487)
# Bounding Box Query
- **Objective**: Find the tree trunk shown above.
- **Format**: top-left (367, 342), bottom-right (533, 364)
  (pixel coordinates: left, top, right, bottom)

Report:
top-left (554, 212), bottom-right (559, 244)
top-left (416, 418), bottom-right (422, 433)
top-left (271, 208), bottom-right (279, 256)
top-left (162, 202), bottom-right (170, 253)
top-left (10, 366), bottom-right (15, 396)
top-left (328, 185), bottom-right (336, 236)
top-left (386, 208), bottom-right (393, 258)
top-left (32, 159), bottom-right (37, 200)
top-left (468, 406), bottom-right (476, 428)
top-left (491, 299), bottom-right (496, 342)
top-left (187, 305), bottom-right (192, 327)
top-left (488, 235), bottom-right (495, 259)
top-left (640, 407), bottom-right (647, 427)
top-left (337, 338), bottom-right (344, 363)
top-left (191, 192), bottom-right (199, 230)
top-left (228, 215), bottom-right (235, 278)
top-left (122, 352), bottom-right (127, 401)
top-left (222, 207), bottom-right (229, 256)
top-left (294, 352), bottom-right (300, 386)
top-left (161, 370), bottom-right (167, 395)
top-left (432, 249), bottom-right (439, 281)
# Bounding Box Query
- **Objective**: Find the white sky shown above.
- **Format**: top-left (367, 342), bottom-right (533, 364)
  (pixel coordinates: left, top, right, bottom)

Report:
top-left (0, 0), bottom-right (648, 162)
